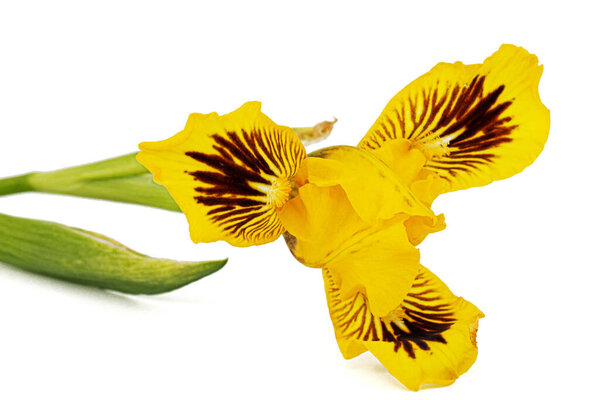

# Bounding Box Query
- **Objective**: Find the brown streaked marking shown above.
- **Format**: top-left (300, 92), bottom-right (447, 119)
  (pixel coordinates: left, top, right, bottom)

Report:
top-left (363, 75), bottom-right (517, 179)
top-left (184, 127), bottom-right (304, 241)
top-left (325, 270), bottom-right (457, 359)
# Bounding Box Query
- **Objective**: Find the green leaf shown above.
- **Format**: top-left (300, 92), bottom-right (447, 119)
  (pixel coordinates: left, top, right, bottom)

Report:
top-left (0, 212), bottom-right (226, 294)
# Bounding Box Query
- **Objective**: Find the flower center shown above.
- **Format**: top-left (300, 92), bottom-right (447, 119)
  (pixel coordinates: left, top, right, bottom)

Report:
top-left (382, 307), bottom-right (407, 327)
top-left (413, 136), bottom-right (450, 160)
top-left (267, 177), bottom-right (292, 208)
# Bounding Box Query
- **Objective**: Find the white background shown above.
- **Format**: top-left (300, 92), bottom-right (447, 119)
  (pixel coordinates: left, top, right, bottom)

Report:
top-left (1, 1), bottom-right (598, 398)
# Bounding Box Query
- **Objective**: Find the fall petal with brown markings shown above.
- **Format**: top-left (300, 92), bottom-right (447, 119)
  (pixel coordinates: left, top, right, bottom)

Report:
top-left (137, 102), bottom-right (306, 247)
top-left (359, 44), bottom-right (550, 198)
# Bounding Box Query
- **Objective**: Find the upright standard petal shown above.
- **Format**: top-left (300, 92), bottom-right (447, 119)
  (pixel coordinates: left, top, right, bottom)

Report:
top-left (137, 102), bottom-right (306, 247)
top-left (280, 145), bottom-right (442, 254)
top-left (359, 44), bottom-right (550, 195)
top-left (323, 265), bottom-right (484, 391)
top-left (300, 146), bottom-right (435, 224)
top-left (280, 182), bottom-right (421, 318)
top-left (278, 183), bottom-right (370, 266)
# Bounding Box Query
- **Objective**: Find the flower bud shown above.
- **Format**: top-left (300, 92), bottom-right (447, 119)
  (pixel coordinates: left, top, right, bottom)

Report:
top-left (0, 212), bottom-right (227, 294)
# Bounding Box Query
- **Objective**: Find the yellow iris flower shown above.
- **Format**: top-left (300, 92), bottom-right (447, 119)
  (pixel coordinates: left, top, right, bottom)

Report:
top-left (136, 44), bottom-right (549, 390)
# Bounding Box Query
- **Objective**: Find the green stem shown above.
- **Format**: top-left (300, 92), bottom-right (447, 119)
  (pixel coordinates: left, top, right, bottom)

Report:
top-left (0, 173), bottom-right (34, 196)
top-left (30, 152), bottom-right (148, 183)
top-left (0, 153), bottom-right (180, 212)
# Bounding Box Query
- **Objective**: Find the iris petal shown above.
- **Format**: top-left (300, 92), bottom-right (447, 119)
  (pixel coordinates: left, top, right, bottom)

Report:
top-left (280, 183), bottom-right (421, 317)
top-left (323, 265), bottom-right (484, 391)
top-left (279, 184), bottom-right (369, 266)
top-left (405, 213), bottom-right (446, 246)
top-left (137, 101), bottom-right (306, 247)
top-left (359, 44), bottom-right (550, 195)
top-left (304, 146), bottom-right (435, 224)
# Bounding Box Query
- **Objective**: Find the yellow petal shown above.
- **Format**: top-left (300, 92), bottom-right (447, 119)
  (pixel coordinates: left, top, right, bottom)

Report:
top-left (325, 215), bottom-right (421, 318)
top-left (305, 146), bottom-right (435, 224)
top-left (137, 101), bottom-right (306, 247)
top-left (331, 328), bottom-right (368, 360)
top-left (323, 265), bottom-right (484, 391)
top-left (367, 138), bottom-right (427, 186)
top-left (409, 173), bottom-right (450, 207)
top-left (405, 213), bottom-right (446, 246)
top-left (280, 182), bottom-right (421, 317)
top-left (278, 183), bottom-right (369, 266)
top-left (359, 44), bottom-right (550, 195)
